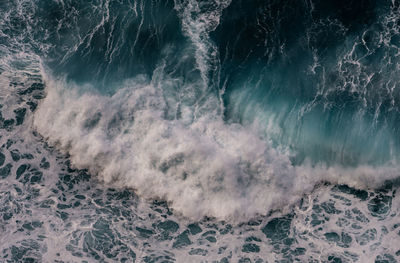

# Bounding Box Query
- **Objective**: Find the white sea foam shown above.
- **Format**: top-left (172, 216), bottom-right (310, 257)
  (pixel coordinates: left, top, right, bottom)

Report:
top-left (174, 0), bottom-right (231, 86)
top-left (30, 0), bottom-right (400, 222)
top-left (32, 69), bottom-right (400, 222)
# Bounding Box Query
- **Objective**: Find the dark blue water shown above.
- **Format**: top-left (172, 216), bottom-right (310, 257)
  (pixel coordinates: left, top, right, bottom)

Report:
top-left (1, 0), bottom-right (400, 261)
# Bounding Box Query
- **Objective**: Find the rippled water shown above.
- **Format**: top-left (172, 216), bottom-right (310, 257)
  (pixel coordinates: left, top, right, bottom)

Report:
top-left (1, 0), bottom-right (400, 262)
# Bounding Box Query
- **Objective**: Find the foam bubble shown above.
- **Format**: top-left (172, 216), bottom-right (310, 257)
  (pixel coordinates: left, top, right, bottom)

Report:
top-left (33, 70), bottom-right (400, 222)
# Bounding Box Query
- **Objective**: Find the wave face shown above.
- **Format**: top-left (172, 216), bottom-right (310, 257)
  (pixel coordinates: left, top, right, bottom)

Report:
top-left (20, 0), bottom-right (397, 220)
top-left (2, 0), bottom-right (400, 261)
top-left (214, 0), bottom-right (400, 166)
top-left (3, 0), bottom-right (400, 219)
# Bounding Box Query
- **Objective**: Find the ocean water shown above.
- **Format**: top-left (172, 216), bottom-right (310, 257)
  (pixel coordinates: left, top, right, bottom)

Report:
top-left (1, 0), bottom-right (400, 262)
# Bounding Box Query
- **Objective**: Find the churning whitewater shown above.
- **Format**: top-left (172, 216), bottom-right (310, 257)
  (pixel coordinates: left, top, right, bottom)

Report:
top-left (30, 0), bottom-right (400, 221)
top-left (32, 70), bottom-right (400, 221)
top-left (1, 0), bottom-right (400, 262)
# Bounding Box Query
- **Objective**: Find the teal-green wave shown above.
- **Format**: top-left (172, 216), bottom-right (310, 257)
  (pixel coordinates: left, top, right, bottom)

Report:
top-left (3, 0), bottom-right (400, 166)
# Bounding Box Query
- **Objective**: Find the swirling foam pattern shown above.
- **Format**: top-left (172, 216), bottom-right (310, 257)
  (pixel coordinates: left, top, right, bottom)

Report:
top-left (1, 0), bottom-right (400, 261)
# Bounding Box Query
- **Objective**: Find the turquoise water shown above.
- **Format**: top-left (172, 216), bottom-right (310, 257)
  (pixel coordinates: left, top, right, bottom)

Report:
top-left (1, 0), bottom-right (400, 261)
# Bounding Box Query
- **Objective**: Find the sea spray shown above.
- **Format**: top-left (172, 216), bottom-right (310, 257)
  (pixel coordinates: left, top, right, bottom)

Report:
top-left (2, 0), bottom-right (400, 261)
